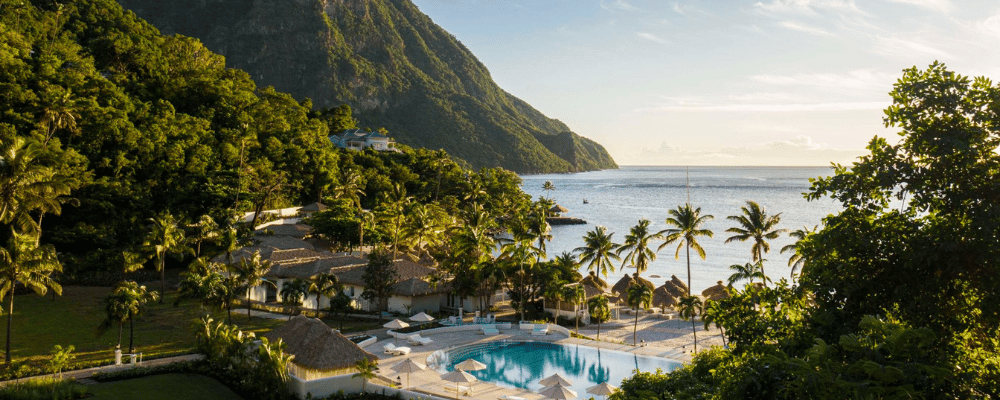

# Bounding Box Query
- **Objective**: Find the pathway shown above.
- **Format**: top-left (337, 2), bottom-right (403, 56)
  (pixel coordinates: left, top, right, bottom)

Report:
top-left (0, 354), bottom-right (205, 387)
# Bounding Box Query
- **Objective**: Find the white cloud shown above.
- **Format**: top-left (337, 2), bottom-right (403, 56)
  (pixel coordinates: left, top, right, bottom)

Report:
top-left (649, 101), bottom-right (889, 112)
top-left (778, 20), bottom-right (835, 36)
top-left (881, 0), bottom-right (952, 13)
top-left (632, 137), bottom-right (865, 166)
top-left (754, 0), bottom-right (864, 16)
top-left (874, 36), bottom-right (954, 60)
top-left (637, 32), bottom-right (670, 44)
top-left (980, 13), bottom-right (1000, 38)
top-left (751, 70), bottom-right (896, 90)
top-left (600, 0), bottom-right (635, 11)
top-left (673, 2), bottom-right (684, 14)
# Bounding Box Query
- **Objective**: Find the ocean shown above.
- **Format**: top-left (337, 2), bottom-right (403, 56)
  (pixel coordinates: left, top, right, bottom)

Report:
top-left (518, 166), bottom-right (842, 293)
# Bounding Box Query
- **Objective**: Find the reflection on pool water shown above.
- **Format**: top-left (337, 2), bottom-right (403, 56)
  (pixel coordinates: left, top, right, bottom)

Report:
top-left (428, 341), bottom-right (681, 395)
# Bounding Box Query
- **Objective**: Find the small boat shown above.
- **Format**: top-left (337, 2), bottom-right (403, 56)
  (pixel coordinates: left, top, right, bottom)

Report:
top-left (583, 199), bottom-right (589, 204)
top-left (649, 275), bottom-right (661, 278)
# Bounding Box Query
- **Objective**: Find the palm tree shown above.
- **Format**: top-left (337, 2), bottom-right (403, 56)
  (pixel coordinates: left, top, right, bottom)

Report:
top-left (588, 295), bottom-right (610, 340)
top-left (281, 279), bottom-right (310, 320)
top-left (678, 295), bottom-right (704, 354)
top-left (336, 170), bottom-right (365, 212)
top-left (381, 183), bottom-right (412, 257)
top-left (0, 231), bottom-right (62, 365)
top-left (527, 206), bottom-right (552, 263)
top-left (188, 215), bottom-right (220, 258)
top-left (39, 89), bottom-right (79, 148)
top-left (542, 181), bottom-right (555, 199)
top-left (144, 212), bottom-right (192, 302)
top-left (353, 357), bottom-right (378, 393)
top-left (98, 281), bottom-right (159, 353)
top-left (574, 226), bottom-right (620, 280)
top-left (232, 250), bottom-right (273, 319)
top-left (401, 203), bottom-right (442, 258)
top-left (780, 225), bottom-right (817, 280)
top-left (0, 137), bottom-right (74, 235)
top-left (564, 284), bottom-right (586, 333)
top-left (626, 283), bottom-right (652, 345)
top-left (308, 273), bottom-right (341, 315)
top-left (658, 204), bottom-right (714, 296)
top-left (617, 219), bottom-right (661, 279)
top-left (357, 210), bottom-right (375, 252)
top-left (725, 201), bottom-right (786, 286)
top-left (544, 280), bottom-right (566, 324)
top-left (727, 261), bottom-right (767, 289)
top-left (702, 299), bottom-right (727, 347)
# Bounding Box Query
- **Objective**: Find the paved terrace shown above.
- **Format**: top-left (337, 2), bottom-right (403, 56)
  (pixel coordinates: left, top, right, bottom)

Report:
top-left (363, 324), bottom-right (690, 400)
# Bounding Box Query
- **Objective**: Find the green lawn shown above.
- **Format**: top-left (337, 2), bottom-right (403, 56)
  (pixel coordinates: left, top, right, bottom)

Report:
top-left (88, 373), bottom-right (243, 400)
top-left (5, 285), bottom-right (383, 371)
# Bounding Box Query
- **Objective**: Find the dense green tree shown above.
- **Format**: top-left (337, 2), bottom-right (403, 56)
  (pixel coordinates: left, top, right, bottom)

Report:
top-left (725, 201), bottom-right (785, 286)
top-left (778, 225), bottom-right (815, 280)
top-left (658, 204), bottom-right (714, 296)
top-left (360, 250), bottom-right (398, 323)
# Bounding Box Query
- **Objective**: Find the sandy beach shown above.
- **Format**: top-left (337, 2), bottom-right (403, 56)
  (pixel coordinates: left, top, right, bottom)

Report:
top-left (575, 312), bottom-right (725, 358)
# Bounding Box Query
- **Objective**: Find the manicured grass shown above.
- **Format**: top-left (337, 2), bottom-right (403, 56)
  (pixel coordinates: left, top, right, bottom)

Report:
top-left (87, 373), bottom-right (243, 400)
top-left (5, 286), bottom-right (383, 372)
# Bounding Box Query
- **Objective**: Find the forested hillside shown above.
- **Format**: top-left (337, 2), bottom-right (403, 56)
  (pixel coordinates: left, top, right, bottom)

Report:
top-left (116, 0), bottom-right (618, 173)
top-left (0, 0), bottom-right (524, 272)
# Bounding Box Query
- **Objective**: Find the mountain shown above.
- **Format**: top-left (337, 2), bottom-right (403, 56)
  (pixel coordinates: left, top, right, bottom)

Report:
top-left (116, 0), bottom-right (618, 173)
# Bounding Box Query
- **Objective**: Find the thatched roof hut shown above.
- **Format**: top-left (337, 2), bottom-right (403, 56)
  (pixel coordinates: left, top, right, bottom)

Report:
top-left (659, 281), bottom-right (686, 299)
top-left (299, 202), bottom-right (328, 213)
top-left (263, 315), bottom-right (377, 380)
top-left (651, 286), bottom-right (678, 308)
top-left (611, 274), bottom-right (635, 295)
top-left (634, 275), bottom-right (655, 291)
top-left (669, 275), bottom-right (690, 296)
top-left (549, 204), bottom-right (569, 214)
top-left (580, 271), bottom-right (609, 290)
top-left (701, 281), bottom-right (729, 301)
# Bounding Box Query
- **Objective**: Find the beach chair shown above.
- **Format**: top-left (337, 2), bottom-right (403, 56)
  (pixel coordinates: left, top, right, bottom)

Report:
top-left (383, 342), bottom-right (412, 355)
top-left (531, 324), bottom-right (548, 336)
top-left (408, 333), bottom-right (433, 346)
top-left (446, 316), bottom-right (457, 326)
top-left (444, 384), bottom-right (472, 396)
top-left (481, 325), bottom-right (500, 336)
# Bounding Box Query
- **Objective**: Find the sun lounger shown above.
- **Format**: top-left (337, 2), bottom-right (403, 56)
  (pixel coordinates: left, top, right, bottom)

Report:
top-left (408, 334), bottom-right (433, 346)
top-left (531, 324), bottom-right (548, 336)
top-left (444, 385), bottom-right (472, 396)
top-left (480, 325), bottom-right (500, 336)
top-left (383, 343), bottom-right (412, 355)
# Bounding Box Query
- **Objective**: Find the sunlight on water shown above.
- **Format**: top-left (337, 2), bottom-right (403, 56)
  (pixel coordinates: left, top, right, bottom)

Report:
top-left (520, 166), bottom-right (841, 292)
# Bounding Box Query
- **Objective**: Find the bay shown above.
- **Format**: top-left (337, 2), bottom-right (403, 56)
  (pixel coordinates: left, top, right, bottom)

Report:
top-left (518, 166), bottom-right (842, 293)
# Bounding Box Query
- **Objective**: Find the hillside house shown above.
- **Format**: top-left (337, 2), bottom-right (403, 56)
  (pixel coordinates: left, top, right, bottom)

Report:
top-left (329, 129), bottom-right (397, 152)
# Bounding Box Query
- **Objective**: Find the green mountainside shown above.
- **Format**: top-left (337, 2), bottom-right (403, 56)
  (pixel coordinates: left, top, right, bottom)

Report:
top-left (116, 0), bottom-right (617, 173)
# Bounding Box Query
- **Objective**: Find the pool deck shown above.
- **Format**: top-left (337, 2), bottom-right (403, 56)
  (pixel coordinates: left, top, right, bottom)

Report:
top-left (364, 326), bottom-right (688, 400)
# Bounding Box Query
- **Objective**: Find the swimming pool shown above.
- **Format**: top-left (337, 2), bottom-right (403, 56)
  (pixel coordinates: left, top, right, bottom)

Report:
top-left (428, 341), bottom-right (681, 395)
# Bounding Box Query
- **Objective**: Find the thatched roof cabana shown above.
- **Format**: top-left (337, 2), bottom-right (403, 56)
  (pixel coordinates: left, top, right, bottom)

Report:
top-left (701, 281), bottom-right (729, 301)
top-left (610, 274), bottom-right (635, 295)
top-left (669, 275), bottom-right (690, 296)
top-left (263, 315), bottom-right (376, 380)
top-left (299, 202), bottom-right (328, 213)
top-left (633, 275), bottom-right (655, 291)
top-left (580, 271), bottom-right (609, 290)
top-left (651, 286), bottom-right (678, 308)
top-left (549, 204), bottom-right (569, 214)
top-left (659, 281), bottom-right (686, 299)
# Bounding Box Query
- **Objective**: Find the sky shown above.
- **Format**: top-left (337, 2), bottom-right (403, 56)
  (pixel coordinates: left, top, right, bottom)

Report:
top-left (409, 0), bottom-right (1000, 166)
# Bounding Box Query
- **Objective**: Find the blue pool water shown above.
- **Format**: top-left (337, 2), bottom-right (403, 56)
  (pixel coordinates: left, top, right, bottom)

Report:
top-left (430, 341), bottom-right (681, 395)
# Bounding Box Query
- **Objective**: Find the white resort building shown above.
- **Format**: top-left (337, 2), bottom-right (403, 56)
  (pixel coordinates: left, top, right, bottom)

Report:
top-left (329, 129), bottom-right (398, 152)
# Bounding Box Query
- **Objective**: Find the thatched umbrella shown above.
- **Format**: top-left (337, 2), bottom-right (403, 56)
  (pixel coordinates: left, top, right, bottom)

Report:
top-left (659, 281), bottom-right (686, 299)
top-left (701, 281), bottom-right (729, 301)
top-left (539, 383), bottom-right (578, 400)
top-left (633, 274), bottom-right (655, 291)
top-left (611, 274), bottom-right (635, 296)
top-left (549, 204), bottom-right (569, 214)
top-left (651, 286), bottom-right (678, 309)
top-left (454, 358), bottom-right (487, 372)
top-left (581, 271), bottom-right (609, 290)
top-left (392, 358), bottom-right (426, 389)
top-left (586, 382), bottom-right (618, 400)
top-left (669, 275), bottom-right (690, 296)
top-left (262, 315), bottom-right (377, 376)
top-left (409, 312), bottom-right (435, 331)
top-left (539, 373), bottom-right (573, 387)
top-left (441, 369), bottom-right (478, 400)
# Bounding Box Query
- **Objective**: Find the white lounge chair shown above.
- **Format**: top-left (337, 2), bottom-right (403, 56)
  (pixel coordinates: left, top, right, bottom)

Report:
top-left (408, 334), bottom-right (433, 346)
top-left (480, 325), bottom-right (500, 336)
top-left (383, 343), bottom-right (412, 355)
top-left (531, 324), bottom-right (548, 336)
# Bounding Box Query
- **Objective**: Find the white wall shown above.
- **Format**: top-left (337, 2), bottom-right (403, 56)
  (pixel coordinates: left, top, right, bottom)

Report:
top-left (289, 374), bottom-right (449, 400)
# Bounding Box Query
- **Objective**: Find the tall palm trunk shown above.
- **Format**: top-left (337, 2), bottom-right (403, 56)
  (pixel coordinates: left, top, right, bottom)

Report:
top-left (633, 308), bottom-right (639, 345)
top-left (691, 319), bottom-right (698, 354)
top-left (6, 288), bottom-right (15, 366)
top-left (247, 288), bottom-right (253, 320)
top-left (117, 322), bottom-right (124, 349)
top-left (129, 315), bottom-right (135, 353)
top-left (158, 256), bottom-right (166, 303)
top-left (685, 246), bottom-right (692, 296)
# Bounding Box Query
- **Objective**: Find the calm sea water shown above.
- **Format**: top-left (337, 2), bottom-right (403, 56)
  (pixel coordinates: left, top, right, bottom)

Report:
top-left (519, 166), bottom-right (841, 293)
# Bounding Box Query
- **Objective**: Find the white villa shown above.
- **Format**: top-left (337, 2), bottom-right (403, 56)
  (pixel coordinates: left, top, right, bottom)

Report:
top-left (329, 129), bottom-right (397, 152)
